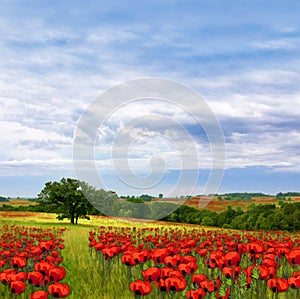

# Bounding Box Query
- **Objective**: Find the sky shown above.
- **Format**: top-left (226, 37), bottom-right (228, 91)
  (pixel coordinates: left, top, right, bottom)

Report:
top-left (0, 0), bottom-right (300, 197)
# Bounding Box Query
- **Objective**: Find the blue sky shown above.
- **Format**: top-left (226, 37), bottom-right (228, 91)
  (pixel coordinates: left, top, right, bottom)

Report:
top-left (0, 0), bottom-right (300, 197)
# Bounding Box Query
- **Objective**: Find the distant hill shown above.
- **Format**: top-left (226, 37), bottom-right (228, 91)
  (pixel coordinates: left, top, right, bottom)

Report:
top-left (153, 193), bottom-right (300, 213)
top-left (187, 194), bottom-right (300, 213)
top-left (217, 192), bottom-right (273, 201)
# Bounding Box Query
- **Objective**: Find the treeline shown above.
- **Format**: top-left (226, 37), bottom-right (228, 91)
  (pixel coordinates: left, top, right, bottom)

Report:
top-left (0, 197), bottom-right (37, 202)
top-left (217, 192), bottom-right (272, 201)
top-left (161, 201), bottom-right (300, 231)
top-left (276, 192), bottom-right (300, 200)
top-left (277, 192), bottom-right (300, 196)
top-left (0, 196), bottom-right (9, 202)
top-left (1, 200), bottom-right (299, 232)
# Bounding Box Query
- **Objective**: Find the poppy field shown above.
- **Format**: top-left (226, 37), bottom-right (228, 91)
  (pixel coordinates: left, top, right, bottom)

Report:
top-left (0, 224), bottom-right (70, 298)
top-left (0, 213), bottom-right (300, 298)
top-left (88, 225), bottom-right (300, 299)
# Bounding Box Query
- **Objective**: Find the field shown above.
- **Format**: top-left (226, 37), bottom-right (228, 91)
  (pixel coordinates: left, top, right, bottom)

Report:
top-left (0, 211), bottom-right (300, 299)
top-left (0, 199), bottom-right (36, 206)
top-left (153, 196), bottom-right (300, 212)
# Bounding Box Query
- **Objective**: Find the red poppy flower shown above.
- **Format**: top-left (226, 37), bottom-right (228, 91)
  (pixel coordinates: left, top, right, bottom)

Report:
top-left (34, 261), bottom-right (53, 276)
top-left (11, 256), bottom-right (27, 268)
top-left (102, 246), bottom-right (120, 259)
top-left (288, 276), bottom-right (300, 289)
top-left (244, 265), bottom-right (255, 277)
top-left (0, 250), bottom-right (12, 259)
top-left (39, 241), bottom-right (51, 252)
top-left (28, 271), bottom-right (43, 286)
top-left (156, 278), bottom-right (168, 292)
top-left (165, 276), bottom-right (187, 292)
top-left (205, 251), bottom-right (222, 268)
top-left (130, 279), bottom-right (152, 296)
top-left (183, 255), bottom-right (197, 264)
top-left (30, 290), bottom-right (49, 299)
top-left (10, 280), bottom-right (26, 295)
top-left (49, 267), bottom-right (66, 282)
top-left (186, 288), bottom-right (206, 299)
top-left (200, 279), bottom-right (220, 293)
top-left (192, 274), bottom-right (207, 287)
top-left (39, 275), bottom-right (51, 287)
top-left (247, 242), bottom-right (264, 254)
top-left (152, 248), bottom-right (169, 265)
top-left (169, 270), bottom-right (184, 279)
top-left (224, 252), bottom-right (240, 267)
top-left (48, 282), bottom-right (71, 298)
top-left (161, 267), bottom-right (174, 280)
top-left (187, 262), bottom-right (198, 274)
top-left (142, 267), bottom-right (161, 282)
top-left (121, 253), bottom-right (136, 267)
top-left (197, 248), bottom-right (208, 257)
top-left (132, 250), bottom-right (151, 263)
top-left (178, 262), bottom-right (198, 275)
top-left (94, 242), bottom-right (104, 251)
top-left (165, 254), bottom-right (183, 268)
top-left (267, 278), bottom-right (289, 292)
top-left (51, 251), bottom-right (60, 258)
top-left (0, 272), bottom-right (9, 284)
top-left (263, 258), bottom-right (278, 268)
top-left (257, 264), bottom-right (267, 279)
top-left (15, 271), bottom-right (27, 282)
top-left (31, 246), bottom-right (43, 256)
top-left (222, 266), bottom-right (241, 279)
top-left (287, 249), bottom-right (300, 266)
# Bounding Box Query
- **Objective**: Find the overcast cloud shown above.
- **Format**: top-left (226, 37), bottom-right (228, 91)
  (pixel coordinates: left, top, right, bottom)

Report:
top-left (0, 0), bottom-right (299, 196)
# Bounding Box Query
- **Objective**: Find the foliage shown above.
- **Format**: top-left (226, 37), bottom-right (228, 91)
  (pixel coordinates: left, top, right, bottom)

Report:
top-left (36, 178), bottom-right (116, 224)
top-left (0, 196), bottom-right (9, 202)
top-left (276, 192), bottom-right (286, 200)
top-left (277, 191), bottom-right (300, 197)
top-left (163, 201), bottom-right (300, 231)
top-left (126, 197), bottom-right (144, 203)
top-left (219, 192), bottom-right (272, 201)
top-left (140, 194), bottom-right (154, 201)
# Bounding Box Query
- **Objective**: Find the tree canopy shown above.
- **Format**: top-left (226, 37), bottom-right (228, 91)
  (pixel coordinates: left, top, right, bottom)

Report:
top-left (37, 178), bottom-right (116, 224)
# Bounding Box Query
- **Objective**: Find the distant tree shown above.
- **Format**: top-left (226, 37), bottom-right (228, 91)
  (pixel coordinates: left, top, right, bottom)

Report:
top-left (168, 212), bottom-right (179, 222)
top-left (276, 192), bottom-right (286, 200)
top-left (0, 196), bottom-right (9, 202)
top-left (201, 216), bottom-right (214, 226)
top-left (126, 197), bottom-right (144, 203)
top-left (140, 194), bottom-right (153, 201)
top-left (159, 193), bottom-right (164, 199)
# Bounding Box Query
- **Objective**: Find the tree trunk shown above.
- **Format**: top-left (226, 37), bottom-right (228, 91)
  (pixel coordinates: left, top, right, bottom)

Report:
top-left (75, 216), bottom-right (78, 224)
top-left (70, 210), bottom-right (75, 224)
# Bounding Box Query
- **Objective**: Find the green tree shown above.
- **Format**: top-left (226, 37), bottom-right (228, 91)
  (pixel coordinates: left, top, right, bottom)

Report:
top-left (201, 216), bottom-right (214, 226)
top-left (126, 197), bottom-right (144, 203)
top-left (37, 178), bottom-right (110, 224)
top-left (140, 194), bottom-right (153, 201)
top-left (159, 193), bottom-right (164, 199)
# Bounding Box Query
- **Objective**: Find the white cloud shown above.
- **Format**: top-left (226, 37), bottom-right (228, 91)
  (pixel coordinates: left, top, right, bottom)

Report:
top-left (0, 0), bottom-right (299, 196)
